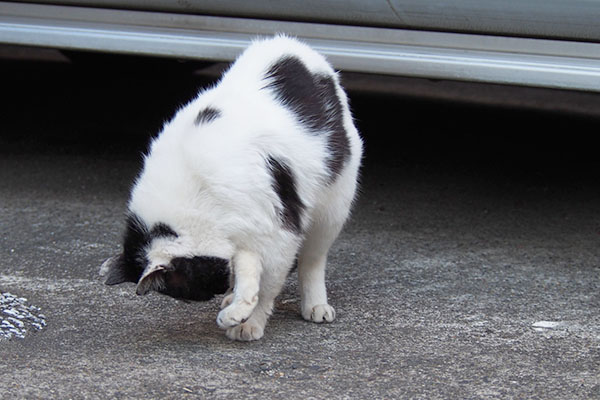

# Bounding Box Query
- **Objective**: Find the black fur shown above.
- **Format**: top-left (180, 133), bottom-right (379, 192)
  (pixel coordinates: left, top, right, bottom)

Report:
top-left (195, 107), bottom-right (221, 125)
top-left (105, 215), bottom-right (229, 301)
top-left (154, 256), bottom-right (229, 301)
top-left (263, 56), bottom-right (350, 179)
top-left (267, 156), bottom-right (305, 233)
top-left (150, 222), bottom-right (178, 239)
top-left (105, 214), bottom-right (149, 285)
top-left (104, 215), bottom-right (178, 286)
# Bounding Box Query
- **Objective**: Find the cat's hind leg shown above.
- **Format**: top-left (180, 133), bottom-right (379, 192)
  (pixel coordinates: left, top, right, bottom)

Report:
top-left (298, 171), bottom-right (358, 323)
top-left (298, 207), bottom-right (351, 323)
top-left (297, 221), bottom-right (340, 323)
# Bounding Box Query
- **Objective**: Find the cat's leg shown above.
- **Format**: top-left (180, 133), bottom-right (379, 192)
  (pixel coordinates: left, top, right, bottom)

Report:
top-left (297, 218), bottom-right (342, 323)
top-left (225, 264), bottom-right (290, 341)
top-left (220, 289), bottom-right (234, 309)
top-left (219, 272), bottom-right (236, 309)
top-left (217, 250), bottom-right (261, 329)
top-left (298, 174), bottom-right (357, 323)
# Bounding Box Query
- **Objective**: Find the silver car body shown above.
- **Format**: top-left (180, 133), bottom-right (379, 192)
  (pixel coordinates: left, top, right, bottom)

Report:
top-left (1, 1), bottom-right (600, 91)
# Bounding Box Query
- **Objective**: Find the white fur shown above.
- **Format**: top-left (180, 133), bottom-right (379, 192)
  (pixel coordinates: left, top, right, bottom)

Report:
top-left (128, 35), bottom-right (362, 341)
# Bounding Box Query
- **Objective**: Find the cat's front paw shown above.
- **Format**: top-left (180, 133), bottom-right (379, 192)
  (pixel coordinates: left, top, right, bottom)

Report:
top-left (226, 319), bottom-right (265, 341)
top-left (217, 303), bottom-right (254, 329)
top-left (302, 304), bottom-right (336, 323)
top-left (220, 293), bottom-right (234, 309)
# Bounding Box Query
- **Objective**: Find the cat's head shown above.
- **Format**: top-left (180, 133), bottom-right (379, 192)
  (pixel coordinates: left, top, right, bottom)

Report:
top-left (100, 213), bottom-right (230, 301)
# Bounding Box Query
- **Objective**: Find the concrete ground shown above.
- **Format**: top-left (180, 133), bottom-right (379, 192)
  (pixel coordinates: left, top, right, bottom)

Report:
top-left (1, 50), bottom-right (599, 399)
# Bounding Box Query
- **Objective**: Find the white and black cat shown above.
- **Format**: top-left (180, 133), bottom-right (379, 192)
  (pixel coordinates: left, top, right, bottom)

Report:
top-left (100, 35), bottom-right (363, 341)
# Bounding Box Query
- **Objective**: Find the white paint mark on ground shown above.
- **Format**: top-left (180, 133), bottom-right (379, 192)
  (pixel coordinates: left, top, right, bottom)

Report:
top-left (532, 321), bottom-right (562, 331)
top-left (1, 292), bottom-right (46, 340)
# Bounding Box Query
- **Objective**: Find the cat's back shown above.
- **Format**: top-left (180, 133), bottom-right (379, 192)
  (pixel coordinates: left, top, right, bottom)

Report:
top-left (176, 36), bottom-right (346, 176)
top-left (221, 35), bottom-right (336, 88)
top-left (145, 35), bottom-right (360, 204)
top-left (131, 35), bottom-right (361, 240)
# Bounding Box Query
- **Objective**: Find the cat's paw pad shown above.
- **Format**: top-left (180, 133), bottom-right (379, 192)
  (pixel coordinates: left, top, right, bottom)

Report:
top-left (226, 319), bottom-right (265, 341)
top-left (302, 304), bottom-right (336, 323)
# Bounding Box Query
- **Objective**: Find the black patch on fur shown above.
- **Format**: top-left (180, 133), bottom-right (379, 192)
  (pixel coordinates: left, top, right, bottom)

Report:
top-left (195, 107), bottom-right (221, 125)
top-left (267, 156), bottom-right (305, 233)
top-left (105, 215), bottom-right (228, 301)
top-left (104, 213), bottom-right (149, 285)
top-left (150, 222), bottom-right (178, 239)
top-left (156, 256), bottom-right (229, 301)
top-left (264, 56), bottom-right (351, 179)
top-left (104, 216), bottom-right (179, 286)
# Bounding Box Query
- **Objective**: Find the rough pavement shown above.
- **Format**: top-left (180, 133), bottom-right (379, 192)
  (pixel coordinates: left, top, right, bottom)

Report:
top-left (1, 51), bottom-right (599, 399)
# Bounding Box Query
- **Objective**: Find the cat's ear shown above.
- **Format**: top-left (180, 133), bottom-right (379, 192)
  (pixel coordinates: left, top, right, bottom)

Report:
top-left (136, 264), bottom-right (170, 295)
top-left (100, 254), bottom-right (131, 285)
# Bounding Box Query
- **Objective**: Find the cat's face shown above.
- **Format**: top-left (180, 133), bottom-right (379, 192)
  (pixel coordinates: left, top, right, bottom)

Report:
top-left (101, 214), bottom-right (229, 301)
